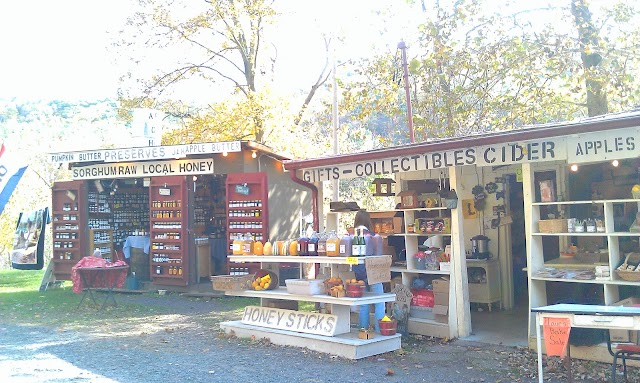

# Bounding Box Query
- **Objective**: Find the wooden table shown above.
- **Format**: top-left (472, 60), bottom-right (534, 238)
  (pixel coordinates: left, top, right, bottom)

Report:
top-left (76, 265), bottom-right (129, 310)
top-left (532, 304), bottom-right (640, 383)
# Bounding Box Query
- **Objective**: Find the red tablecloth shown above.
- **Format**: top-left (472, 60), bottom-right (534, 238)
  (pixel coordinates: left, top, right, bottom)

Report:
top-left (71, 257), bottom-right (128, 294)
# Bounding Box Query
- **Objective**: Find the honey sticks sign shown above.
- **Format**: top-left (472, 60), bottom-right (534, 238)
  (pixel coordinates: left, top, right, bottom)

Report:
top-left (241, 306), bottom-right (338, 336)
top-left (543, 317), bottom-right (571, 357)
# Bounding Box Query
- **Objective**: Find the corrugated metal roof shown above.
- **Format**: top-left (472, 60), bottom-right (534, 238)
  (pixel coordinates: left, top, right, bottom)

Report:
top-left (283, 110), bottom-right (640, 170)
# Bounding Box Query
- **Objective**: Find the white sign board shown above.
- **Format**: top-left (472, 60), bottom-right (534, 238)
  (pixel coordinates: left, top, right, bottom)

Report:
top-left (132, 108), bottom-right (167, 147)
top-left (49, 141), bottom-right (241, 164)
top-left (566, 128), bottom-right (640, 163)
top-left (71, 158), bottom-right (214, 180)
top-left (299, 137), bottom-right (566, 182)
top-left (241, 305), bottom-right (338, 336)
top-left (297, 127), bottom-right (640, 181)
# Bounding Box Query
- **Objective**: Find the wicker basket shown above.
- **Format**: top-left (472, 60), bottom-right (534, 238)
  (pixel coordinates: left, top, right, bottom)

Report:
top-left (538, 219), bottom-right (568, 233)
top-left (616, 253), bottom-right (640, 281)
top-left (616, 270), bottom-right (640, 281)
top-left (211, 274), bottom-right (254, 291)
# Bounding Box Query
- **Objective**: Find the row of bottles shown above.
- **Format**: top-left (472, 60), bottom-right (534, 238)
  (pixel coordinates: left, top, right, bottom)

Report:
top-left (229, 221), bottom-right (263, 229)
top-left (229, 200), bottom-right (262, 208)
top-left (155, 265), bottom-right (183, 275)
top-left (152, 200), bottom-right (181, 208)
top-left (151, 210), bottom-right (182, 219)
top-left (228, 230), bottom-right (384, 257)
top-left (228, 209), bottom-right (261, 217)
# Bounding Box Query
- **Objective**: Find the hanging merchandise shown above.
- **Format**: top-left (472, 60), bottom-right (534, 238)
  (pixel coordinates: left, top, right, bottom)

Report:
top-left (11, 207), bottom-right (50, 270)
top-left (472, 185), bottom-right (487, 210)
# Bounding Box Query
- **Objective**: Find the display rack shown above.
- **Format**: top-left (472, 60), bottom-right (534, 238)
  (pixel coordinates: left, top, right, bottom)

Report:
top-left (52, 181), bottom-right (87, 280)
top-left (149, 177), bottom-right (188, 286)
top-left (109, 189), bottom-right (149, 244)
top-left (225, 173), bottom-right (268, 271)
top-left (372, 205), bottom-right (454, 338)
top-left (523, 162), bottom-right (640, 347)
top-left (222, 255), bottom-right (401, 359)
top-left (89, 228), bottom-right (114, 261)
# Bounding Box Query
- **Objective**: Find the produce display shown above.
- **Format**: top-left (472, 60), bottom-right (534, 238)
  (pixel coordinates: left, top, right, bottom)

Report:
top-left (251, 273), bottom-right (273, 290)
top-left (345, 279), bottom-right (366, 297)
top-left (324, 277), bottom-right (345, 297)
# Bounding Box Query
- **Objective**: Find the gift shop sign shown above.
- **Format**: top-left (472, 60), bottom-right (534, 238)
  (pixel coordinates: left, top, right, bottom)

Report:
top-left (71, 159), bottom-right (214, 180)
top-left (49, 141), bottom-right (241, 164)
top-left (241, 306), bottom-right (338, 336)
top-left (300, 138), bottom-right (566, 182)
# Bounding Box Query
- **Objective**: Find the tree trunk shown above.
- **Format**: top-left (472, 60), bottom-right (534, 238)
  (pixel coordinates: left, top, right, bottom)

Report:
top-left (571, 0), bottom-right (608, 117)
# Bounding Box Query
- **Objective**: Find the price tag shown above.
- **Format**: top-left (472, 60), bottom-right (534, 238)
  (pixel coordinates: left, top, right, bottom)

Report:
top-left (345, 257), bottom-right (359, 265)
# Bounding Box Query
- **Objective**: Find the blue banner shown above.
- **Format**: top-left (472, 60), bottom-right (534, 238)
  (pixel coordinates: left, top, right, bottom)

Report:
top-left (0, 143), bottom-right (28, 216)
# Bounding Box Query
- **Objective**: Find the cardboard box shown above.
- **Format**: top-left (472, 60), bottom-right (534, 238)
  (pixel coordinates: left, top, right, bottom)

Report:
top-left (610, 297), bottom-right (640, 343)
top-left (433, 304), bottom-right (449, 323)
top-left (370, 212), bottom-right (404, 234)
top-left (410, 305), bottom-right (434, 320)
top-left (434, 291), bottom-right (449, 306)
top-left (358, 328), bottom-right (375, 339)
top-left (432, 278), bottom-right (450, 293)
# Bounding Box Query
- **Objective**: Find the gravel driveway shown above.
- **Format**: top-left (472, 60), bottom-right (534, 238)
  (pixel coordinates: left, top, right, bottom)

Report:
top-left (0, 293), bottom-right (626, 382)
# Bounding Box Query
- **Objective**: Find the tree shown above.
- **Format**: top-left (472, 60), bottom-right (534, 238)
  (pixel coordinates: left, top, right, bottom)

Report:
top-left (116, 0), bottom-right (331, 144)
top-left (334, 0), bottom-right (640, 144)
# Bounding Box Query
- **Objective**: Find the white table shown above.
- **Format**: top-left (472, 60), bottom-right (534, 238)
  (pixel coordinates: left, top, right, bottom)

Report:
top-left (532, 304), bottom-right (640, 383)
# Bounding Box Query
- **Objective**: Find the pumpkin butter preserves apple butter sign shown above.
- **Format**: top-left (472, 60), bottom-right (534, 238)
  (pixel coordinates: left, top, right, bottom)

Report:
top-left (71, 159), bottom-right (214, 180)
top-left (241, 306), bottom-right (338, 336)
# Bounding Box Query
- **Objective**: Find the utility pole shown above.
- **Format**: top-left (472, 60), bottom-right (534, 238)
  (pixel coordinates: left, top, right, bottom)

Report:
top-left (398, 41), bottom-right (415, 143)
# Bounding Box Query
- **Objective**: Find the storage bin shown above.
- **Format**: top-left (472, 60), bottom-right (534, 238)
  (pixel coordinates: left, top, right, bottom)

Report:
top-left (538, 219), bottom-right (567, 233)
top-left (211, 274), bottom-right (254, 291)
top-left (285, 279), bottom-right (325, 295)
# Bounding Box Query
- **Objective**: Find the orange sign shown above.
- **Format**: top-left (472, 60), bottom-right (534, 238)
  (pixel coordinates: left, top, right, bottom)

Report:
top-left (543, 317), bottom-right (571, 357)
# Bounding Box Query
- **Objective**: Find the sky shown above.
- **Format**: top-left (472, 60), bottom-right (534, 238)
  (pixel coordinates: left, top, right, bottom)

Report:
top-left (0, 0), bottom-right (627, 102)
top-left (0, 0), bottom-right (132, 100)
top-left (0, 0), bottom-right (417, 102)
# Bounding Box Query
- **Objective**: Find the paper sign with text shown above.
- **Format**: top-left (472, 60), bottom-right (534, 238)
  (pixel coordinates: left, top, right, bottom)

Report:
top-left (365, 255), bottom-right (392, 285)
top-left (543, 317), bottom-right (571, 357)
top-left (241, 306), bottom-right (338, 336)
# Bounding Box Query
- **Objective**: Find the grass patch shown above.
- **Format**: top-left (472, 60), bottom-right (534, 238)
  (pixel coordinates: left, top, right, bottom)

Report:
top-left (0, 269), bottom-right (169, 329)
top-left (0, 269), bottom-right (245, 331)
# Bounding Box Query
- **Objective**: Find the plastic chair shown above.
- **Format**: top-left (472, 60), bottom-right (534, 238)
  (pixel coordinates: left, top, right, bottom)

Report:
top-left (607, 332), bottom-right (640, 382)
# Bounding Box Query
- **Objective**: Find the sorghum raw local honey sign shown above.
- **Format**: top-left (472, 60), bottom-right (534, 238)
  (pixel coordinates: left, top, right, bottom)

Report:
top-left (71, 159), bottom-right (214, 180)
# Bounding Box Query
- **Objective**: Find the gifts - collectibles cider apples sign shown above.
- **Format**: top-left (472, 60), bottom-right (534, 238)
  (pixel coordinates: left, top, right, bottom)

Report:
top-left (299, 127), bottom-right (639, 182)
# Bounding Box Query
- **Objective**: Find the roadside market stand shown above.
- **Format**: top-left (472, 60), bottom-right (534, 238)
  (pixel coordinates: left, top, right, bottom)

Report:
top-left (48, 141), bottom-right (311, 290)
top-left (283, 111), bottom-right (640, 364)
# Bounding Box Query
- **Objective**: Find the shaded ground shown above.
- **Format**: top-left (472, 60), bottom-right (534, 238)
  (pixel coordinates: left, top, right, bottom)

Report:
top-left (0, 292), bottom-right (636, 382)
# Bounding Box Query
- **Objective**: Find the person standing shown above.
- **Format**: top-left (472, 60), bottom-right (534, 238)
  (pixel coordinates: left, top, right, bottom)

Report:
top-left (352, 210), bottom-right (385, 332)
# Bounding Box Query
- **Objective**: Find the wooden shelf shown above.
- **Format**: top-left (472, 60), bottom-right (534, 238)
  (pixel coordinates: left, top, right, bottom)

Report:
top-left (225, 287), bottom-right (396, 306)
top-left (532, 199), bottom-right (640, 206)
top-left (220, 322), bottom-right (401, 360)
top-left (390, 266), bottom-right (450, 275)
top-left (369, 207), bottom-right (448, 213)
top-left (228, 255), bottom-right (391, 265)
